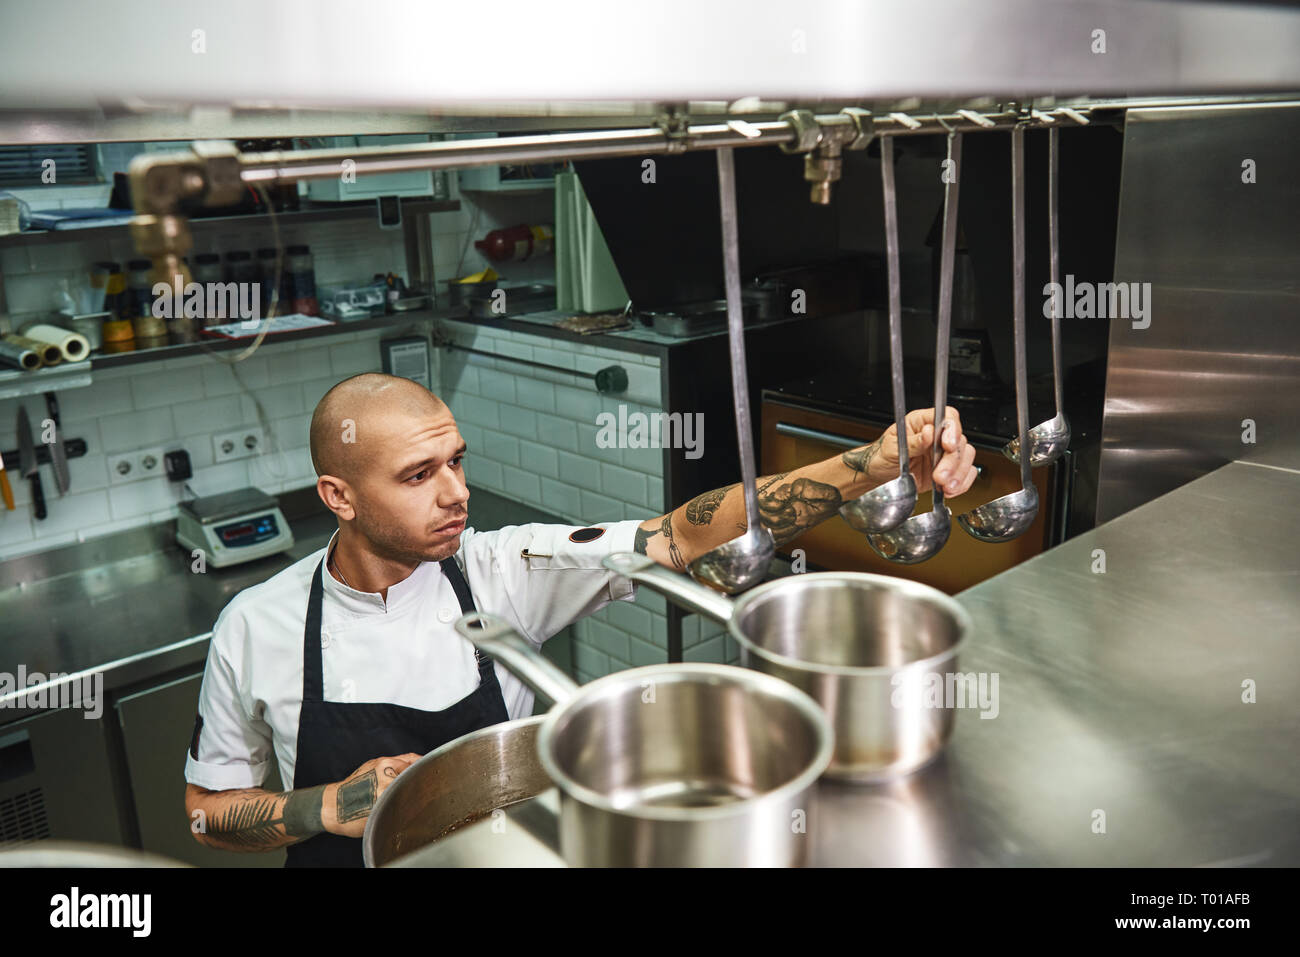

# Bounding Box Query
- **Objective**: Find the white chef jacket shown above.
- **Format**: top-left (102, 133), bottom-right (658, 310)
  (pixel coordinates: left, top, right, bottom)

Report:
top-left (184, 519), bottom-right (643, 793)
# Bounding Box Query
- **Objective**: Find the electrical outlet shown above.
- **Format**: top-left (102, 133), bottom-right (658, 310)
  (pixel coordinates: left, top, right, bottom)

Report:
top-left (136, 447), bottom-right (166, 479)
top-left (108, 446), bottom-right (166, 485)
top-left (213, 427), bottom-right (265, 463)
top-left (108, 453), bottom-right (136, 485)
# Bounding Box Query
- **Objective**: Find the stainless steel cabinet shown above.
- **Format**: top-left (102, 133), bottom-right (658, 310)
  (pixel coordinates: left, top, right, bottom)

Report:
top-left (116, 673), bottom-right (286, 868)
top-left (0, 704), bottom-right (128, 848)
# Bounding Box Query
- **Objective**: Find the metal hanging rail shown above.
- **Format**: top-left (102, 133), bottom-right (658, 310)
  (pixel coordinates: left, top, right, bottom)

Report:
top-left (229, 105), bottom-right (1099, 190)
top-left (125, 103), bottom-right (1105, 282)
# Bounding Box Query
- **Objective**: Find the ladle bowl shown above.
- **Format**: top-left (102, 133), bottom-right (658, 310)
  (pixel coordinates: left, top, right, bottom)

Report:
top-left (866, 498), bottom-right (951, 563)
top-left (1003, 411), bottom-right (1071, 467)
top-left (839, 471), bottom-right (917, 534)
top-left (955, 484), bottom-right (1038, 543)
top-left (689, 525), bottom-right (776, 596)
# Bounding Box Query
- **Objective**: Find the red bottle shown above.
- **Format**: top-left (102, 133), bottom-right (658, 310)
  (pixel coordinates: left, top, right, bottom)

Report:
top-left (474, 224), bottom-right (554, 262)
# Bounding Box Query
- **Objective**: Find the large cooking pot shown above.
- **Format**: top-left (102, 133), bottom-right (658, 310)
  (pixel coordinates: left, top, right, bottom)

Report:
top-left (602, 553), bottom-right (973, 782)
top-left (454, 611), bottom-right (833, 867)
top-left (362, 716), bottom-right (551, 867)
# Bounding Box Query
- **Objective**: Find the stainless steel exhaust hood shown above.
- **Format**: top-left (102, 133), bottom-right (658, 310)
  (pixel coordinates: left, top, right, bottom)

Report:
top-left (2, 0), bottom-right (1299, 116)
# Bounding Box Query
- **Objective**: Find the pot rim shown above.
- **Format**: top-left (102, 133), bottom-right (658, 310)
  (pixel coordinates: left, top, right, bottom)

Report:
top-left (726, 571), bottom-right (974, 677)
top-left (362, 714), bottom-right (547, 867)
top-left (536, 663), bottom-right (833, 823)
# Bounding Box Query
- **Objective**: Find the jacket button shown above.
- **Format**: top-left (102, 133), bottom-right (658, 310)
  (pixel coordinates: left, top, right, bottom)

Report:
top-left (438, 607), bottom-right (455, 623)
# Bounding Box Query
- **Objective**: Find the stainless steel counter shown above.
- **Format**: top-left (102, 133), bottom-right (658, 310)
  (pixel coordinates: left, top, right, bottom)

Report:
top-left (815, 462), bottom-right (1300, 866)
top-left (392, 460), bottom-right (1300, 867)
top-left (0, 513), bottom-right (338, 720)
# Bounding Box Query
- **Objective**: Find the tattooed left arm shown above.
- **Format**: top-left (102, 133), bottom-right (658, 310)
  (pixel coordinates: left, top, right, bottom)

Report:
top-left (631, 406), bottom-right (978, 570)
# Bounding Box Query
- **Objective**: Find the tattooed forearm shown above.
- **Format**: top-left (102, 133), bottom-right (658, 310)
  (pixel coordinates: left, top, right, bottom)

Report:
top-left (205, 783), bottom-right (328, 851)
top-left (755, 475), bottom-right (844, 545)
top-left (841, 439), bottom-right (882, 477)
top-left (633, 511), bottom-right (687, 569)
top-left (683, 484), bottom-right (737, 526)
top-left (660, 512), bottom-right (685, 570)
top-left (211, 796), bottom-right (284, 849)
top-left (336, 770), bottom-right (378, 823)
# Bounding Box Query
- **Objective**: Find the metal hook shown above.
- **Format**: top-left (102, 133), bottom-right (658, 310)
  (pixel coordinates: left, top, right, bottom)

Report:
top-left (888, 111), bottom-right (923, 130)
top-left (956, 109), bottom-right (996, 129)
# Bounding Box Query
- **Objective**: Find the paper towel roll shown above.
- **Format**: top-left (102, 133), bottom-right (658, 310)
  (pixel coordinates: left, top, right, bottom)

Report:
top-left (20, 323), bottom-right (91, 363)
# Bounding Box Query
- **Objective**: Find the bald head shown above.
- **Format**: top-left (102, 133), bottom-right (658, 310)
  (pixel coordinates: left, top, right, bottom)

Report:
top-left (310, 373), bottom-right (449, 481)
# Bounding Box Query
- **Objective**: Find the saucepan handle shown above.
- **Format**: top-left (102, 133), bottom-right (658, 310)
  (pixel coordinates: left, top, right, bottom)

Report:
top-left (602, 552), bottom-right (737, 624)
top-left (454, 611), bottom-right (580, 707)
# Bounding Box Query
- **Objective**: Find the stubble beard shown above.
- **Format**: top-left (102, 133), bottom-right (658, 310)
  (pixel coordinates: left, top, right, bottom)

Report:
top-left (358, 513), bottom-right (464, 566)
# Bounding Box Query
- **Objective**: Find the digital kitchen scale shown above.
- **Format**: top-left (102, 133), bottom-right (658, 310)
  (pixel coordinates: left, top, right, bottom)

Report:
top-left (176, 487), bottom-right (295, 568)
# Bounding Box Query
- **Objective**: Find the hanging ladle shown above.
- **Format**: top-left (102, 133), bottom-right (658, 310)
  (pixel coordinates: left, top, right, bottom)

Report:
top-left (867, 131), bottom-right (963, 563)
top-left (1004, 124), bottom-right (1070, 467)
top-left (956, 123), bottom-right (1038, 543)
top-left (687, 147), bottom-right (775, 595)
top-left (840, 134), bottom-right (917, 535)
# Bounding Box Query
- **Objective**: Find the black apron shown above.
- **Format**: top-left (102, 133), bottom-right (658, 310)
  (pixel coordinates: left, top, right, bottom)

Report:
top-left (284, 552), bottom-right (510, 868)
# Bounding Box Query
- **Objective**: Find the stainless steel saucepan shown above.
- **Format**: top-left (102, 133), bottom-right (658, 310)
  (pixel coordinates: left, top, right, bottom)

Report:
top-left (603, 552), bottom-right (972, 782)
top-left (454, 611), bottom-right (833, 867)
top-left (362, 716), bottom-right (551, 867)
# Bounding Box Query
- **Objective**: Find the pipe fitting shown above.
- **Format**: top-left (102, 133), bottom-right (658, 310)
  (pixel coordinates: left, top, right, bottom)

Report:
top-left (778, 109), bottom-right (822, 154)
top-left (839, 107), bottom-right (875, 150)
top-left (804, 145), bottom-right (843, 205)
top-left (129, 214), bottom-right (194, 286)
top-left (188, 140), bottom-right (246, 207)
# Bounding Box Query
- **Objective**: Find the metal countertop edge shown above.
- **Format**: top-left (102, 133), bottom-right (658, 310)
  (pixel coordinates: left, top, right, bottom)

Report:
top-left (0, 632), bottom-right (213, 713)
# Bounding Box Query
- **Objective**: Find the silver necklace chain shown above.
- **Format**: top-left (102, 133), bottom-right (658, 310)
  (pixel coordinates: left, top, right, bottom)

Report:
top-left (329, 545), bottom-right (352, 589)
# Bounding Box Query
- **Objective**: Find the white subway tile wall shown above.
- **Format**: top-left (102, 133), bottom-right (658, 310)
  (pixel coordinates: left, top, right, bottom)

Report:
top-left (435, 319), bottom-right (734, 676)
top-left (0, 330), bottom-right (392, 561)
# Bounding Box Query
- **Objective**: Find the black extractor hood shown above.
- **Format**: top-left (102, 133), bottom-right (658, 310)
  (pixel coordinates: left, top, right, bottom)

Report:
top-left (573, 145), bottom-right (871, 311)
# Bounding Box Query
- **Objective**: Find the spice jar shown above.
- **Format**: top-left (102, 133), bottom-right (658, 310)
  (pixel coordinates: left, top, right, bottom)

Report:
top-left (193, 253), bottom-right (224, 326)
top-left (286, 244), bottom-right (318, 316)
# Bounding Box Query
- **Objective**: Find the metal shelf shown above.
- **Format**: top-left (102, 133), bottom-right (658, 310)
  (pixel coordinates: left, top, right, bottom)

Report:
top-left (0, 197), bottom-right (460, 247)
top-left (0, 361), bottom-right (93, 400)
top-left (86, 310), bottom-right (440, 371)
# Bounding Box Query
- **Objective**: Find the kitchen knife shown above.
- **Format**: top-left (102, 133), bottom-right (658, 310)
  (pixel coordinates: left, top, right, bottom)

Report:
top-left (16, 406), bottom-right (47, 521)
top-left (43, 391), bottom-right (70, 495)
top-left (0, 451), bottom-right (14, 510)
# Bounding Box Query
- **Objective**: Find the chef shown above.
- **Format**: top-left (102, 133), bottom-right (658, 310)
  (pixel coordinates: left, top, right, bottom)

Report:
top-left (184, 372), bottom-right (977, 866)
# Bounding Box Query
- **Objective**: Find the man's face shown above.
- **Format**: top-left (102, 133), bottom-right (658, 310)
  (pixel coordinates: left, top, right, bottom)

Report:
top-left (349, 404), bottom-right (470, 564)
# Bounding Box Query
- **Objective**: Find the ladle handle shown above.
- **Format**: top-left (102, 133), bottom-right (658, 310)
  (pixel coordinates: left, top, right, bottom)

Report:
top-left (1048, 126), bottom-right (1064, 418)
top-left (880, 135), bottom-right (909, 478)
top-left (454, 611), bottom-right (580, 707)
top-left (933, 132), bottom-right (963, 510)
top-left (603, 552), bottom-right (737, 624)
top-left (1011, 124), bottom-right (1031, 492)
top-left (716, 147), bottom-right (762, 534)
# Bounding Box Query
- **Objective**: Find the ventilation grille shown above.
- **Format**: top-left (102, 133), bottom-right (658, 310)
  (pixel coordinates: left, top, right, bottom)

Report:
top-left (0, 145), bottom-right (96, 187)
top-left (0, 789), bottom-right (50, 846)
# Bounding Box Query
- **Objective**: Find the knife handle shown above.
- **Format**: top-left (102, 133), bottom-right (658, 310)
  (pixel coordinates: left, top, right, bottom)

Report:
top-left (30, 472), bottom-right (46, 520)
top-left (0, 469), bottom-right (13, 510)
